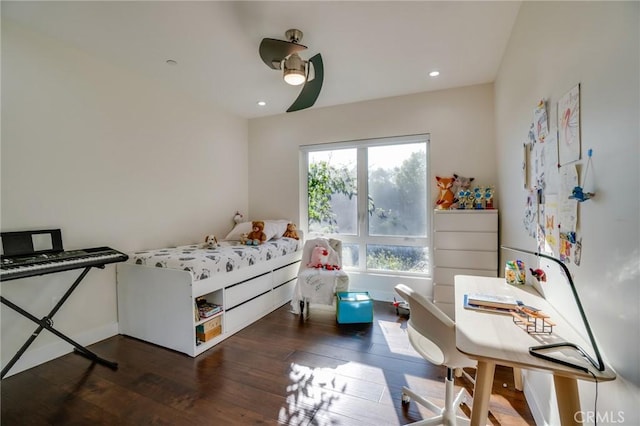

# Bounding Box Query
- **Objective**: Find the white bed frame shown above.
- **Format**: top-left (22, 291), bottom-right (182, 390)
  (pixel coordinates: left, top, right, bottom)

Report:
top-left (116, 250), bottom-right (301, 357)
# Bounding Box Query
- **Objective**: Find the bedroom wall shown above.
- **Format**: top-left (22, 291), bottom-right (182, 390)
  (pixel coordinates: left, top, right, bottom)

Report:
top-left (495, 2), bottom-right (639, 425)
top-left (248, 83), bottom-right (498, 298)
top-left (1, 21), bottom-right (248, 376)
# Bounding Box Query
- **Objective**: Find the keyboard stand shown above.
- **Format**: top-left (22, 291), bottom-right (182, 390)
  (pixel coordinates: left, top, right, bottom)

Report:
top-left (1, 266), bottom-right (118, 379)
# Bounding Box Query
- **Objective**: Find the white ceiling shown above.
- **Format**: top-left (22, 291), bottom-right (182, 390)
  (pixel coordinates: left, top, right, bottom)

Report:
top-left (2, 1), bottom-right (522, 119)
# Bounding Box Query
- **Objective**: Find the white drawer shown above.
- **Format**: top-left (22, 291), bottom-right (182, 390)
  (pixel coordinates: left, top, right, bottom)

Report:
top-left (433, 210), bottom-right (497, 232)
top-left (225, 291), bottom-right (273, 334)
top-left (273, 279), bottom-right (295, 307)
top-left (225, 272), bottom-right (273, 309)
top-left (273, 261), bottom-right (300, 286)
top-left (433, 284), bottom-right (454, 304)
top-left (434, 231), bottom-right (497, 251)
top-left (434, 267), bottom-right (498, 285)
top-left (433, 249), bottom-right (497, 270)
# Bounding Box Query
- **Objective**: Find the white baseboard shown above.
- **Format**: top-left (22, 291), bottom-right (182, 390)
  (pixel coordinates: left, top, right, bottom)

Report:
top-left (2, 322), bottom-right (119, 378)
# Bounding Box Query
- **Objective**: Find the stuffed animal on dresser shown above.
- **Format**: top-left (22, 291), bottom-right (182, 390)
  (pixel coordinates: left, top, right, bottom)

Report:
top-left (435, 176), bottom-right (455, 210)
top-left (452, 173), bottom-right (475, 208)
top-left (245, 221), bottom-right (267, 245)
top-left (283, 223), bottom-right (300, 240)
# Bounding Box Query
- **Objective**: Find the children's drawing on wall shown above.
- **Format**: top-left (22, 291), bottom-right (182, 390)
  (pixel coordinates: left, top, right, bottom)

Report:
top-left (522, 143), bottom-right (529, 189)
top-left (559, 165), bottom-right (578, 233)
top-left (543, 194), bottom-right (559, 257)
top-left (533, 99), bottom-right (549, 143)
top-left (558, 84), bottom-right (581, 165)
top-left (543, 129), bottom-right (559, 192)
top-left (532, 141), bottom-right (545, 190)
top-left (536, 223), bottom-right (546, 253)
top-left (559, 232), bottom-right (572, 263)
top-left (523, 190), bottom-right (538, 238)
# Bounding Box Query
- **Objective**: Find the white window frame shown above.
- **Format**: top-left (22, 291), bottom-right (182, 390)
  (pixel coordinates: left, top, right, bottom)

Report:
top-left (299, 134), bottom-right (431, 278)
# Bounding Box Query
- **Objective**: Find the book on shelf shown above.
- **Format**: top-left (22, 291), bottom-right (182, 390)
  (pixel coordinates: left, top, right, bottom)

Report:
top-left (198, 303), bottom-right (222, 318)
top-left (465, 293), bottom-right (520, 310)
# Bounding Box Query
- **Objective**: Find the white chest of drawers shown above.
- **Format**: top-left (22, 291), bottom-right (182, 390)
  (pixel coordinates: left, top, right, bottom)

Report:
top-left (432, 209), bottom-right (498, 318)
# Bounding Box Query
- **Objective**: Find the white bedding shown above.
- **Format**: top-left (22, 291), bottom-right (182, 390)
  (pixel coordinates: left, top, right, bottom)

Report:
top-left (128, 237), bottom-right (301, 281)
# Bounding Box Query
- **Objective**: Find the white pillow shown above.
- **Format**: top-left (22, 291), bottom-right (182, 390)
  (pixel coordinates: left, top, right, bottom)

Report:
top-left (224, 220), bottom-right (289, 241)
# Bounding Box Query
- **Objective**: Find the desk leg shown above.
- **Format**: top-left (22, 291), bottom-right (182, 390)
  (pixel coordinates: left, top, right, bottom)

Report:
top-left (470, 360), bottom-right (495, 426)
top-left (513, 367), bottom-right (523, 391)
top-left (554, 375), bottom-right (580, 426)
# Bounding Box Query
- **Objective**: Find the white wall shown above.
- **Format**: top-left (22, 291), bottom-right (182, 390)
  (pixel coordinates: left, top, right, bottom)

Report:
top-left (1, 21), bottom-right (248, 375)
top-left (495, 2), bottom-right (639, 425)
top-left (248, 83), bottom-right (498, 298)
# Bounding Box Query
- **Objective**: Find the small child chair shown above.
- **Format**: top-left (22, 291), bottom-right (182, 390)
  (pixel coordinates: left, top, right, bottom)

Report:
top-left (291, 237), bottom-right (349, 319)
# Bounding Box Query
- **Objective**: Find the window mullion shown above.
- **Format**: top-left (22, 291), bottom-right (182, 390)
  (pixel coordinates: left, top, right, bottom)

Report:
top-left (357, 146), bottom-right (368, 270)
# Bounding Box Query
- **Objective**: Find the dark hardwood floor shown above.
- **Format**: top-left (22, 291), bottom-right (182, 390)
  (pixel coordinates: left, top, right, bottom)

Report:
top-left (1, 301), bottom-right (535, 425)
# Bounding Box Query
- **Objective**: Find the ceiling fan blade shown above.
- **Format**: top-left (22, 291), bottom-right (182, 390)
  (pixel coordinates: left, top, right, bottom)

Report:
top-left (287, 53), bottom-right (323, 113)
top-left (259, 38), bottom-right (307, 70)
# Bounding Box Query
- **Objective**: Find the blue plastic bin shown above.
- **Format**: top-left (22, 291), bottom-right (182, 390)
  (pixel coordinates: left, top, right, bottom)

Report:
top-left (336, 292), bottom-right (373, 324)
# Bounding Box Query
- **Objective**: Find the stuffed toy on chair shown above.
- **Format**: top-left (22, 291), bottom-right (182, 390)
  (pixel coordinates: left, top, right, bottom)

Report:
top-left (308, 246), bottom-right (329, 268)
top-left (283, 223), bottom-right (300, 240)
top-left (435, 176), bottom-right (455, 210)
top-left (245, 221), bottom-right (267, 245)
top-left (307, 245), bottom-right (341, 270)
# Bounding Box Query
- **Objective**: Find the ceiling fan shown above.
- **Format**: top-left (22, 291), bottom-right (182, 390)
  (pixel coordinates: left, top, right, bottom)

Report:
top-left (259, 29), bottom-right (324, 113)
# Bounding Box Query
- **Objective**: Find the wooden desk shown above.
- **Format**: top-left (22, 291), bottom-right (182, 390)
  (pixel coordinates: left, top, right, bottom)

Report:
top-left (454, 275), bottom-right (615, 426)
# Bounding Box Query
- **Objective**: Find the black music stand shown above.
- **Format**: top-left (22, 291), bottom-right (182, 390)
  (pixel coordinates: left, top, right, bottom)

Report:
top-left (1, 265), bottom-right (119, 379)
top-left (502, 246), bottom-right (605, 373)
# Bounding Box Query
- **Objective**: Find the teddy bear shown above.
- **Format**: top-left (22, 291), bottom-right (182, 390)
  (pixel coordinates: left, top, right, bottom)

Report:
top-left (282, 223), bottom-right (300, 240)
top-left (245, 220), bottom-right (267, 245)
top-left (435, 176), bottom-right (455, 210)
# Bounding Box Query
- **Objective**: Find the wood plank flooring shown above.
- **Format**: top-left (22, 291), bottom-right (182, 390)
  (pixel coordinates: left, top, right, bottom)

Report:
top-left (1, 301), bottom-right (535, 425)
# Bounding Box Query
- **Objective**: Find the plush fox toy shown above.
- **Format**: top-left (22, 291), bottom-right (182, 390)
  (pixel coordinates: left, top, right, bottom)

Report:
top-left (435, 176), bottom-right (455, 210)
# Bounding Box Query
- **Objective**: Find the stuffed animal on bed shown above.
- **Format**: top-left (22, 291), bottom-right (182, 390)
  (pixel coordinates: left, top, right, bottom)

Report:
top-left (204, 234), bottom-right (218, 248)
top-left (283, 223), bottom-right (300, 240)
top-left (245, 221), bottom-right (267, 245)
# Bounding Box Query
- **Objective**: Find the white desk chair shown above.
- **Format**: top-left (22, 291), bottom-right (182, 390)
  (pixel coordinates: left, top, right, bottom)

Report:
top-left (291, 238), bottom-right (349, 319)
top-left (395, 284), bottom-right (475, 426)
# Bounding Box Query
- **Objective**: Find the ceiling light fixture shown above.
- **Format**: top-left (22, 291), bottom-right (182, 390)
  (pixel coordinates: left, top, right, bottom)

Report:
top-left (257, 101), bottom-right (266, 107)
top-left (283, 53), bottom-right (306, 86)
top-left (429, 70), bottom-right (440, 77)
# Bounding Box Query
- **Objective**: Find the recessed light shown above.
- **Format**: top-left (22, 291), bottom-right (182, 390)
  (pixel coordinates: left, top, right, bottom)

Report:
top-left (166, 59), bottom-right (177, 65)
top-left (429, 70), bottom-right (440, 77)
top-left (257, 101), bottom-right (266, 107)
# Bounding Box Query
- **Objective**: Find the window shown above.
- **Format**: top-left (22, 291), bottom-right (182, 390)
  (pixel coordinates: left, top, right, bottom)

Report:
top-left (301, 135), bottom-right (429, 275)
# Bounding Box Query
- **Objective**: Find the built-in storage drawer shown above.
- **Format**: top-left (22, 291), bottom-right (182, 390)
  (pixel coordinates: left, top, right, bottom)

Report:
top-left (434, 231), bottom-right (497, 251)
top-left (225, 291), bottom-right (273, 334)
top-left (433, 211), bottom-right (498, 232)
top-left (273, 278), bottom-right (296, 307)
top-left (225, 272), bottom-right (273, 309)
top-left (273, 261), bottom-right (300, 287)
top-left (433, 249), bottom-right (497, 271)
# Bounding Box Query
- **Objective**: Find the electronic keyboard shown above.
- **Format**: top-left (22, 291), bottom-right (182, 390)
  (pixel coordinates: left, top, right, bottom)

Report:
top-left (1, 247), bottom-right (128, 281)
